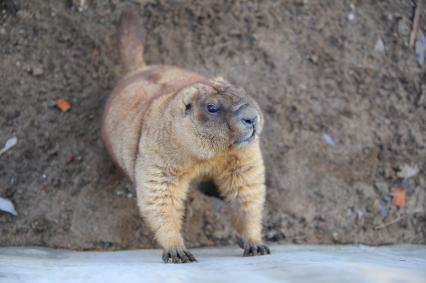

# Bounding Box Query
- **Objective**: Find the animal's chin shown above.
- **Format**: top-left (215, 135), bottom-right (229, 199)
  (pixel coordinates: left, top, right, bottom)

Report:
top-left (233, 129), bottom-right (256, 148)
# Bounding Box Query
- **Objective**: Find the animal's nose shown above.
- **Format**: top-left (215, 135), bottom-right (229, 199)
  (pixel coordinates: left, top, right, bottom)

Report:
top-left (235, 103), bottom-right (258, 129)
top-left (241, 116), bottom-right (257, 127)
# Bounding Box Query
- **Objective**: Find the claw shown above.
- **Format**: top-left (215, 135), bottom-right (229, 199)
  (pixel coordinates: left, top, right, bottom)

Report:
top-left (243, 243), bottom-right (271, 257)
top-left (162, 247), bottom-right (197, 264)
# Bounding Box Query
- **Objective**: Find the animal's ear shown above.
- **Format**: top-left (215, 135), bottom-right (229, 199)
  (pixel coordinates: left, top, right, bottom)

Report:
top-left (183, 89), bottom-right (195, 107)
top-left (181, 86), bottom-right (199, 115)
top-left (182, 82), bottom-right (206, 106)
top-left (182, 86), bottom-right (197, 107)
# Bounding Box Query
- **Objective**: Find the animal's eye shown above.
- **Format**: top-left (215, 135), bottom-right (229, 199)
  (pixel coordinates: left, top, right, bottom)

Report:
top-left (207, 103), bottom-right (219, 113)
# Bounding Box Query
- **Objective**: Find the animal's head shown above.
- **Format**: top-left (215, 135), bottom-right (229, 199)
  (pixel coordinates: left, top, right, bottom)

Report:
top-left (173, 77), bottom-right (263, 159)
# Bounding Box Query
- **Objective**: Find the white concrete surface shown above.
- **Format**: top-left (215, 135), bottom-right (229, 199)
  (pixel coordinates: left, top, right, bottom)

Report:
top-left (1, 245), bottom-right (425, 283)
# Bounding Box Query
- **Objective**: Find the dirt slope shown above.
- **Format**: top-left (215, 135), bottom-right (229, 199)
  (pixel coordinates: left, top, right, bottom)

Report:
top-left (0, 0), bottom-right (425, 249)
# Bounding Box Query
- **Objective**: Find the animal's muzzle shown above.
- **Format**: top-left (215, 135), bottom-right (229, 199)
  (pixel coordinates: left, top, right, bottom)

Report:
top-left (232, 104), bottom-right (259, 146)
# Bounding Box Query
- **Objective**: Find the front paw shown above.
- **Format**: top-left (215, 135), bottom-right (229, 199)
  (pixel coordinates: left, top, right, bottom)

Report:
top-left (243, 243), bottom-right (271, 257)
top-left (162, 247), bottom-right (197, 263)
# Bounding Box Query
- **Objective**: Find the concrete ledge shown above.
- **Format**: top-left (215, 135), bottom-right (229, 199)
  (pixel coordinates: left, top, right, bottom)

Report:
top-left (1, 245), bottom-right (425, 283)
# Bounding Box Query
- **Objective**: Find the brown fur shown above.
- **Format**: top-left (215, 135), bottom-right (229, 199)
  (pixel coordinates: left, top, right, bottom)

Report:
top-left (102, 9), bottom-right (270, 263)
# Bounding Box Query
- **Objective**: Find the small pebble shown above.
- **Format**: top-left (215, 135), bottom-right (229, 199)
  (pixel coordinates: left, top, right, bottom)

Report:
top-left (309, 54), bottom-right (318, 64)
top-left (0, 197), bottom-right (17, 216)
top-left (322, 134), bottom-right (336, 146)
top-left (374, 38), bottom-right (385, 53)
top-left (0, 136), bottom-right (18, 156)
top-left (32, 66), bottom-right (44, 76)
top-left (416, 31), bottom-right (426, 65)
top-left (397, 164), bottom-right (419, 179)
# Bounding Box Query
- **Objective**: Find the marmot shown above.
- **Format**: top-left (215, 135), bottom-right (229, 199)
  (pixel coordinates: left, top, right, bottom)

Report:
top-left (102, 9), bottom-right (270, 263)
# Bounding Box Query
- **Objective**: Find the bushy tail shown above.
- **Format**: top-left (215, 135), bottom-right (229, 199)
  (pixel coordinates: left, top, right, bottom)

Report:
top-left (119, 9), bottom-right (146, 72)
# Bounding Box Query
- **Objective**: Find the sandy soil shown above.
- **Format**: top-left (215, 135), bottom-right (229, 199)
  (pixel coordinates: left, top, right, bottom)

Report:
top-left (0, 0), bottom-right (425, 250)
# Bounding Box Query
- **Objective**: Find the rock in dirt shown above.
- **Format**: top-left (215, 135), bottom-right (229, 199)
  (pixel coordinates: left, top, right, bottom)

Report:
top-left (374, 38), bottom-right (385, 53)
top-left (397, 164), bottom-right (419, 179)
top-left (0, 137), bottom-right (17, 156)
top-left (0, 197), bottom-right (17, 216)
top-left (31, 66), bottom-right (44, 76)
top-left (321, 133), bottom-right (336, 146)
top-left (415, 31), bottom-right (426, 65)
